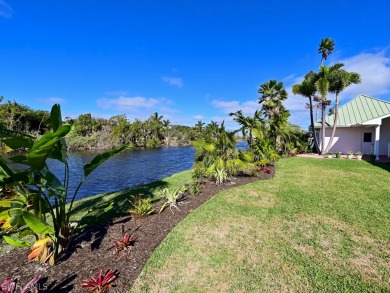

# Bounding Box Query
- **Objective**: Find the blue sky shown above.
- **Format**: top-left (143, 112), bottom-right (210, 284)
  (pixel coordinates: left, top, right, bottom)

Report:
top-left (1, 0), bottom-right (390, 129)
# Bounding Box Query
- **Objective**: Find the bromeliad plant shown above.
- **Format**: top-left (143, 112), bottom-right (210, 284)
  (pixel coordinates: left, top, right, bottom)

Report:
top-left (81, 269), bottom-right (117, 293)
top-left (111, 232), bottom-right (137, 254)
top-left (0, 104), bottom-right (128, 265)
top-left (158, 186), bottom-right (187, 213)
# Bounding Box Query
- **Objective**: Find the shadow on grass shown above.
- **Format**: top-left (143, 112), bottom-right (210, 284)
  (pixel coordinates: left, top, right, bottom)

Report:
top-left (70, 179), bottom-right (169, 231)
top-left (367, 160), bottom-right (390, 173)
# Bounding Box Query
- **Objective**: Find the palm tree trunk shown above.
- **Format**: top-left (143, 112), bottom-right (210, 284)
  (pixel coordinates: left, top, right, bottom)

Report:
top-left (324, 93), bottom-right (339, 153)
top-left (308, 96), bottom-right (320, 153)
top-left (321, 102), bottom-right (326, 155)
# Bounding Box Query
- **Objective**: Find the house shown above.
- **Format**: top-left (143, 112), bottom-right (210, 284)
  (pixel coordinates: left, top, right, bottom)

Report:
top-left (315, 94), bottom-right (390, 160)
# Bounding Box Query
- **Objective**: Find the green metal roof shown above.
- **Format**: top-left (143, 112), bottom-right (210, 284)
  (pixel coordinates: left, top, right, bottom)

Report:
top-left (315, 94), bottom-right (390, 127)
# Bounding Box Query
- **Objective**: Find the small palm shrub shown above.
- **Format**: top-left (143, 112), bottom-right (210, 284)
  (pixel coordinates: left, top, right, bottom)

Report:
top-left (129, 195), bottom-right (155, 218)
top-left (158, 186), bottom-right (187, 213)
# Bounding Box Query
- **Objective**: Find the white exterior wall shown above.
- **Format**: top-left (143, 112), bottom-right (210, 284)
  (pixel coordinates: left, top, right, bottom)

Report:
top-left (379, 117), bottom-right (390, 156)
top-left (318, 126), bottom-right (376, 154)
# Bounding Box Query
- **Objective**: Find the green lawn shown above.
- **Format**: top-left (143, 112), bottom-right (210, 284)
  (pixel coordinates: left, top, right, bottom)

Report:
top-left (131, 158), bottom-right (390, 292)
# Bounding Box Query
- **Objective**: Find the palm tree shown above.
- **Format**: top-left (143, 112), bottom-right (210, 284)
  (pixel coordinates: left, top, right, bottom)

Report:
top-left (292, 71), bottom-right (320, 153)
top-left (149, 112), bottom-right (164, 140)
top-left (315, 66), bottom-right (332, 154)
top-left (318, 37), bottom-right (335, 65)
top-left (162, 119), bottom-right (171, 146)
top-left (229, 110), bottom-right (264, 145)
top-left (195, 121), bottom-right (205, 133)
top-left (324, 63), bottom-right (361, 153)
top-left (205, 121), bottom-right (219, 140)
top-left (258, 80), bottom-right (288, 121)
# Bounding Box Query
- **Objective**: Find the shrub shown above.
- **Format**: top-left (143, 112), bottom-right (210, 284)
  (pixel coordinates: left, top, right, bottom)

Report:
top-left (213, 168), bottom-right (227, 185)
top-left (158, 186), bottom-right (187, 213)
top-left (128, 196), bottom-right (155, 218)
top-left (189, 182), bottom-right (200, 197)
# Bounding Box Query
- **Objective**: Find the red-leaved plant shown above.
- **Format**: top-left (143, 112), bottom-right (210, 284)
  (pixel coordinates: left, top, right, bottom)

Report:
top-left (111, 232), bottom-right (136, 254)
top-left (261, 166), bottom-right (272, 174)
top-left (0, 275), bottom-right (41, 293)
top-left (81, 269), bottom-right (117, 293)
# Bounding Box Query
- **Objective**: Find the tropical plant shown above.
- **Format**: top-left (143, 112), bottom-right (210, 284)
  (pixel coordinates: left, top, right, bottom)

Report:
top-left (258, 80), bottom-right (288, 121)
top-left (81, 269), bottom-right (117, 293)
top-left (193, 121), bottom-right (254, 178)
top-left (111, 232), bottom-right (137, 254)
top-left (128, 196), bottom-right (155, 218)
top-left (318, 37), bottom-right (335, 65)
top-left (0, 275), bottom-right (41, 293)
top-left (158, 186), bottom-right (187, 213)
top-left (189, 182), bottom-right (200, 197)
top-left (292, 71), bottom-right (320, 152)
top-left (229, 110), bottom-right (264, 145)
top-left (324, 63), bottom-right (361, 153)
top-left (213, 168), bottom-right (227, 185)
top-left (0, 104), bottom-right (128, 265)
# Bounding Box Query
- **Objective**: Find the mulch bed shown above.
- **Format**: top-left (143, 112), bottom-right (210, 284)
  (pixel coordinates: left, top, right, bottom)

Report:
top-left (0, 167), bottom-right (275, 292)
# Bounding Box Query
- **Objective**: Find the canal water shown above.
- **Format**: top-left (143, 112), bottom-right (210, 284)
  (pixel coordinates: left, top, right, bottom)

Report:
top-left (47, 146), bottom-right (195, 201)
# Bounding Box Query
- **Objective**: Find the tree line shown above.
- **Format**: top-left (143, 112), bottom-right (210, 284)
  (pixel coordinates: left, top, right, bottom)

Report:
top-left (0, 98), bottom-right (242, 150)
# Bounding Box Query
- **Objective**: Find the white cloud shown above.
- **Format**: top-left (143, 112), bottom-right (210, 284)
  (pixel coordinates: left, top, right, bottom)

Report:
top-left (340, 49), bottom-right (390, 98)
top-left (211, 99), bottom-right (259, 116)
top-left (0, 0), bottom-right (12, 18)
top-left (37, 97), bottom-right (66, 105)
top-left (97, 96), bottom-right (161, 110)
top-left (193, 115), bottom-right (203, 120)
top-left (162, 76), bottom-right (183, 88)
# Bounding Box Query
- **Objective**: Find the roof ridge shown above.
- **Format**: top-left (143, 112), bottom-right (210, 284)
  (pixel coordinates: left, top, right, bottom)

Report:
top-left (357, 94), bottom-right (390, 104)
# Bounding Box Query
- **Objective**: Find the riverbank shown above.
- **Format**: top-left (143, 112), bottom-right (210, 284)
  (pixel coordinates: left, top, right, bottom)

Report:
top-left (0, 168), bottom-right (275, 292)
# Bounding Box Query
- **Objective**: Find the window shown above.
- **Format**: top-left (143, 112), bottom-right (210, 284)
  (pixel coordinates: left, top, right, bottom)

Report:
top-left (363, 132), bottom-right (372, 143)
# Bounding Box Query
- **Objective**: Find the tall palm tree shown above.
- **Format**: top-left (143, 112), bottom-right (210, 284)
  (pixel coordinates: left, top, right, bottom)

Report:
top-left (258, 80), bottom-right (288, 121)
top-left (292, 71), bottom-right (320, 153)
top-left (318, 37), bottom-right (335, 65)
top-left (315, 66), bottom-right (332, 154)
top-left (324, 63), bottom-right (361, 153)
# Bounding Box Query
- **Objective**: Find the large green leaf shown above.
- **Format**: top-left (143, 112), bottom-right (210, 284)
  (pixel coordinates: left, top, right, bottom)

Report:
top-left (0, 200), bottom-right (24, 208)
top-left (3, 235), bottom-right (31, 247)
top-left (0, 129), bottom-right (34, 150)
top-left (23, 124), bottom-right (71, 169)
top-left (48, 137), bottom-right (68, 164)
top-left (83, 144), bottom-right (129, 178)
top-left (0, 157), bottom-right (14, 181)
top-left (50, 104), bottom-right (62, 132)
top-left (22, 211), bottom-right (54, 235)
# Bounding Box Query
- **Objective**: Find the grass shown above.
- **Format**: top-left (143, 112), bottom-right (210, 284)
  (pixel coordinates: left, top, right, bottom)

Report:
top-left (0, 170), bottom-right (192, 250)
top-left (131, 158), bottom-right (390, 292)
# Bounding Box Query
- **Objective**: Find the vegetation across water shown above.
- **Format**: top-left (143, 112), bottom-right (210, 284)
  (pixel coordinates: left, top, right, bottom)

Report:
top-left (131, 157), bottom-right (390, 292)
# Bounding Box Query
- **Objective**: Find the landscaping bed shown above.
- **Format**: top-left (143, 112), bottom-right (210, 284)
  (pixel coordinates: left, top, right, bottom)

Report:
top-left (0, 167), bottom-right (275, 292)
